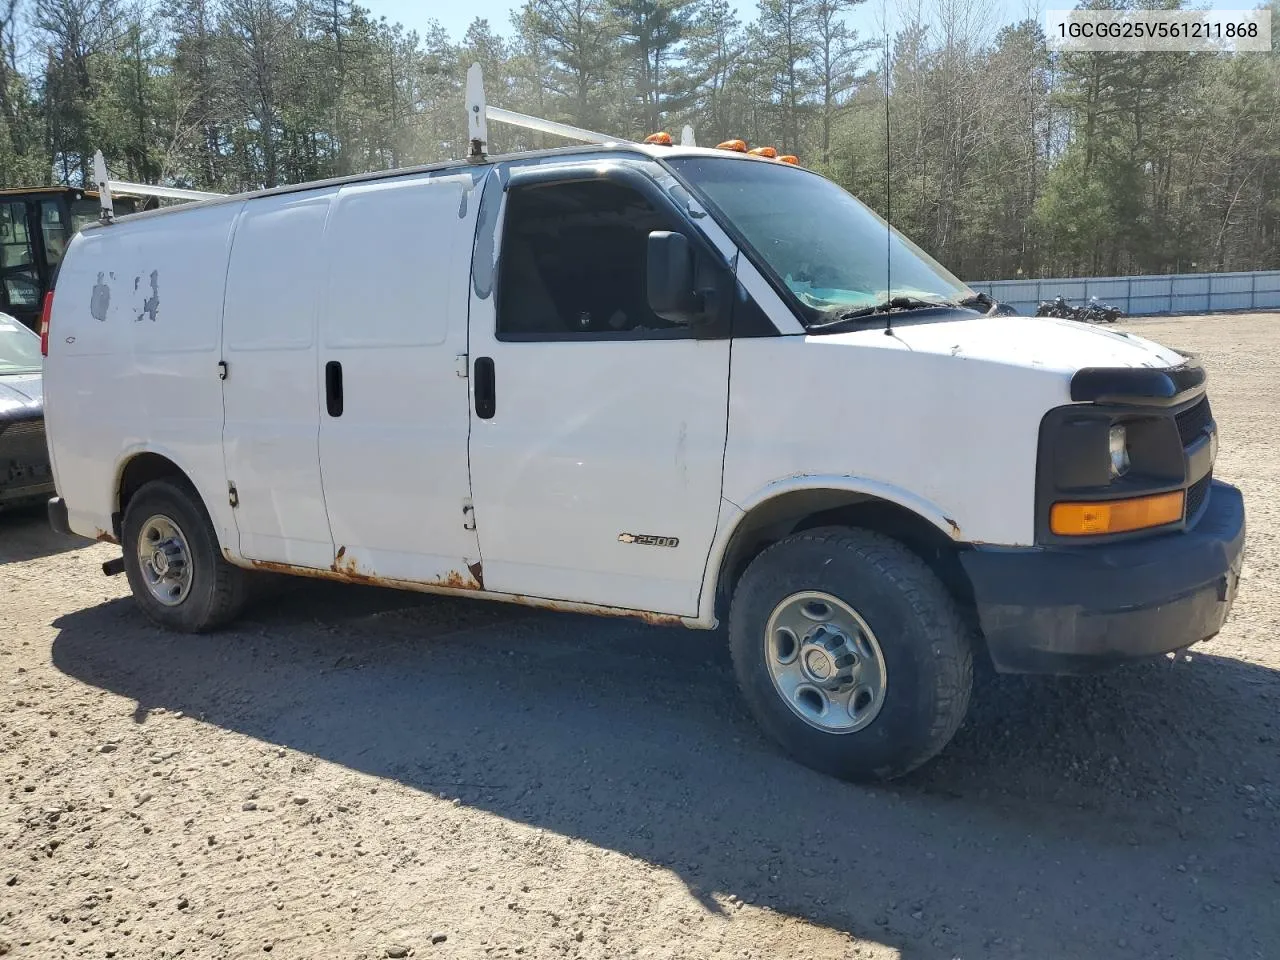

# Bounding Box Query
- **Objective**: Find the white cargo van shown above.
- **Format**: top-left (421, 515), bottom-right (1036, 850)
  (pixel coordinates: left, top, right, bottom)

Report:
top-left (41, 100), bottom-right (1245, 781)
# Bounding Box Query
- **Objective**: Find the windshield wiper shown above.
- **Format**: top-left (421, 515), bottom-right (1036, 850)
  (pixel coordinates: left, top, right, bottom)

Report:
top-left (808, 295), bottom-right (957, 333)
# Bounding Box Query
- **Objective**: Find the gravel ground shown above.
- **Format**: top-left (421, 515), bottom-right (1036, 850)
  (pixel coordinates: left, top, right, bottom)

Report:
top-left (2, 311), bottom-right (1277, 960)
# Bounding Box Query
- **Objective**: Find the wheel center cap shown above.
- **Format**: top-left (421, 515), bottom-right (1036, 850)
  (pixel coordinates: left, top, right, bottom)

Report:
top-left (152, 549), bottom-right (169, 575)
top-left (799, 625), bottom-right (860, 690)
top-left (804, 649), bottom-right (833, 679)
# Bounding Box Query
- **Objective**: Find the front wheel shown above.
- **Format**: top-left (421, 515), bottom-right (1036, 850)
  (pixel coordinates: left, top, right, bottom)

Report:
top-left (729, 527), bottom-right (974, 782)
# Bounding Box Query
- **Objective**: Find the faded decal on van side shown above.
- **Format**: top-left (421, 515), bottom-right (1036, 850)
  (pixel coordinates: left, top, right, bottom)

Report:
top-left (134, 270), bottom-right (160, 322)
top-left (90, 273), bottom-right (111, 321)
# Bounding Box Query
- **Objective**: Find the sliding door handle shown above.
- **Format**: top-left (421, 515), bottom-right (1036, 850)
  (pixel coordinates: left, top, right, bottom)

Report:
top-left (325, 360), bottom-right (343, 417)
top-left (474, 356), bottom-right (495, 419)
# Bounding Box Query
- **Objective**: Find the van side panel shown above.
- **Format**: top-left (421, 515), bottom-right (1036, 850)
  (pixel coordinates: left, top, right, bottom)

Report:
top-left (221, 192), bottom-right (335, 568)
top-left (315, 171), bottom-right (484, 584)
top-left (44, 205), bottom-right (242, 544)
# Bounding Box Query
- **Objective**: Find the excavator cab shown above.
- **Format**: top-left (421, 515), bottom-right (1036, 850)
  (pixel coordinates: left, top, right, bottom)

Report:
top-left (0, 187), bottom-right (152, 331)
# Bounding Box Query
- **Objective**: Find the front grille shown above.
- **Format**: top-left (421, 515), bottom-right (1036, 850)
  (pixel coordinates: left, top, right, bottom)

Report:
top-left (1176, 396), bottom-right (1212, 446)
top-left (0, 419), bottom-right (44, 439)
top-left (1186, 471), bottom-right (1211, 522)
top-left (0, 417), bottom-right (51, 489)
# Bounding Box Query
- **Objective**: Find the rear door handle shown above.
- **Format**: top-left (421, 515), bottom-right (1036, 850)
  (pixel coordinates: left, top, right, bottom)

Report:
top-left (325, 360), bottom-right (343, 417)
top-left (474, 356), bottom-right (495, 419)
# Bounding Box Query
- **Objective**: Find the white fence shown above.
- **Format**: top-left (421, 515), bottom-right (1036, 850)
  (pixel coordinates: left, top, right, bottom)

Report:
top-left (967, 270), bottom-right (1280, 317)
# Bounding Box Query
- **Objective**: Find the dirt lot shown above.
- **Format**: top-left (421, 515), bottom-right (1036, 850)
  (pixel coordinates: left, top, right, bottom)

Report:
top-left (2, 312), bottom-right (1278, 960)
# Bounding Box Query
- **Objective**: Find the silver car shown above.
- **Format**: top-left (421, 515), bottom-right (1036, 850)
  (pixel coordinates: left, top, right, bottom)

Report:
top-left (0, 311), bottom-right (52, 508)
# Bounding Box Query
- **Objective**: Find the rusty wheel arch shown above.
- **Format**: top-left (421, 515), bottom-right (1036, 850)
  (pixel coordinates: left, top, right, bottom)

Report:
top-left (713, 490), bottom-right (978, 627)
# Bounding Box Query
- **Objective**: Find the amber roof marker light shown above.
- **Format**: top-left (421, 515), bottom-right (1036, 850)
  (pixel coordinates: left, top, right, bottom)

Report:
top-left (644, 131), bottom-right (673, 145)
top-left (778, 154), bottom-right (799, 165)
top-left (716, 139), bottom-right (748, 152)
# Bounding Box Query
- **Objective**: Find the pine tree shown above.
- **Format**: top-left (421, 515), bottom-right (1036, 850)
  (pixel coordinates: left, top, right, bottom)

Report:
top-left (610, 0), bottom-right (695, 132)
top-left (753, 0), bottom-right (816, 152)
top-left (521, 0), bottom-right (616, 128)
top-left (679, 0), bottom-right (741, 145)
top-left (806, 0), bottom-right (866, 166)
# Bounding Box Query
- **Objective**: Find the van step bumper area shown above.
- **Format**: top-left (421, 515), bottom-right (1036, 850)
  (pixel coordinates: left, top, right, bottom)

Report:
top-left (47, 496), bottom-right (70, 535)
top-left (960, 481), bottom-right (1245, 675)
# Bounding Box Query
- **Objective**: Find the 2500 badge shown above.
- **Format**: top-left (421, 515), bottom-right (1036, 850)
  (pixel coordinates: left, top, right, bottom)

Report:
top-left (617, 533), bottom-right (680, 548)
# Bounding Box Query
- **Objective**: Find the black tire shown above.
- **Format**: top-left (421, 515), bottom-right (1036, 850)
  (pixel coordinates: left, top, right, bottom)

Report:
top-left (729, 527), bottom-right (973, 782)
top-left (122, 478), bottom-right (248, 632)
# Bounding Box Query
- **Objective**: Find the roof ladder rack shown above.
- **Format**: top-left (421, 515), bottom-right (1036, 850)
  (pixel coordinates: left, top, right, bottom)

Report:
top-left (487, 106), bottom-right (620, 147)
top-left (92, 150), bottom-right (227, 222)
top-left (465, 64), bottom-right (691, 156)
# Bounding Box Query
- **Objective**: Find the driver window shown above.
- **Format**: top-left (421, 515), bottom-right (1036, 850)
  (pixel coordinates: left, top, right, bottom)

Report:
top-left (496, 179), bottom-right (690, 340)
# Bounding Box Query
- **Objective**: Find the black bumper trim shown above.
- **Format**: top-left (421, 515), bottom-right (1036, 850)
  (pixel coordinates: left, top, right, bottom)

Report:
top-left (961, 481), bottom-right (1245, 675)
top-left (48, 496), bottom-right (70, 536)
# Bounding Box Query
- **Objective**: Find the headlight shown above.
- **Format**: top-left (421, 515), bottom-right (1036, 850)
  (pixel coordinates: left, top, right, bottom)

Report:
top-left (1109, 424), bottom-right (1130, 478)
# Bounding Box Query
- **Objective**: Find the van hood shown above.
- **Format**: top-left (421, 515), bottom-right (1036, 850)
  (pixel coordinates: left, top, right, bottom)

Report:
top-left (883, 314), bottom-right (1186, 373)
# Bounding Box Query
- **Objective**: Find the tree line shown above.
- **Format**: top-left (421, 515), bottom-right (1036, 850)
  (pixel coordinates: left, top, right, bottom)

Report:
top-left (2, 0), bottom-right (1277, 280)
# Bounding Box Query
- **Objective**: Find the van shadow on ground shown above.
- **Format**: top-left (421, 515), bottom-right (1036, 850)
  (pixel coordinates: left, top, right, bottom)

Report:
top-left (50, 582), bottom-right (1280, 960)
top-left (0, 504), bottom-right (86, 564)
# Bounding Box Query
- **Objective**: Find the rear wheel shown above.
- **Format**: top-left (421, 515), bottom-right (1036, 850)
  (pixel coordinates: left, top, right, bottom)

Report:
top-left (122, 479), bottom-right (248, 632)
top-left (729, 527), bottom-right (973, 782)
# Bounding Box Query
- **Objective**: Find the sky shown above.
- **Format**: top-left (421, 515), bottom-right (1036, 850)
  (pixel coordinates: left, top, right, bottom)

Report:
top-left (361, 0), bottom-right (1252, 48)
top-left (368, 0), bottom-right (1039, 45)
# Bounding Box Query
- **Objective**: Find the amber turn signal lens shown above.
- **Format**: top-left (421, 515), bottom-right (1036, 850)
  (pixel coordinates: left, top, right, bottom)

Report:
top-left (1050, 490), bottom-right (1184, 537)
top-left (716, 139), bottom-right (748, 152)
top-left (778, 155), bottom-right (799, 164)
top-left (748, 146), bottom-right (778, 158)
top-left (644, 131), bottom-right (673, 145)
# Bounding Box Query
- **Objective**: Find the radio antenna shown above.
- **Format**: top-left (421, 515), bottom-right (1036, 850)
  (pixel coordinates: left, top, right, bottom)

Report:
top-left (882, 3), bottom-right (893, 335)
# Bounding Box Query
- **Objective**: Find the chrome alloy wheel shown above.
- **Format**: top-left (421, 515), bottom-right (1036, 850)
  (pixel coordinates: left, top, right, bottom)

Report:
top-left (136, 514), bottom-right (194, 607)
top-left (764, 591), bottom-right (888, 733)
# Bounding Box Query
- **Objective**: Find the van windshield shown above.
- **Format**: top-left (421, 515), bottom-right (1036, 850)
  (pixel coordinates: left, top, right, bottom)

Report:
top-left (665, 156), bottom-right (973, 327)
top-left (0, 311), bottom-right (41, 374)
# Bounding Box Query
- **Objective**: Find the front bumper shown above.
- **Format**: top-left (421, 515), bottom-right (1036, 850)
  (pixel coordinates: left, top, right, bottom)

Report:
top-left (0, 417), bottom-right (55, 507)
top-left (961, 480), bottom-right (1245, 675)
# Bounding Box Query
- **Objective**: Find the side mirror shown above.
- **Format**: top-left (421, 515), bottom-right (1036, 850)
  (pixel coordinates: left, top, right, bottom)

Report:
top-left (647, 231), bottom-right (703, 325)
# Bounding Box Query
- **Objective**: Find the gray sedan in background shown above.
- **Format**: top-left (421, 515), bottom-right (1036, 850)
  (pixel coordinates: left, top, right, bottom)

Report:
top-left (0, 311), bottom-right (53, 509)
